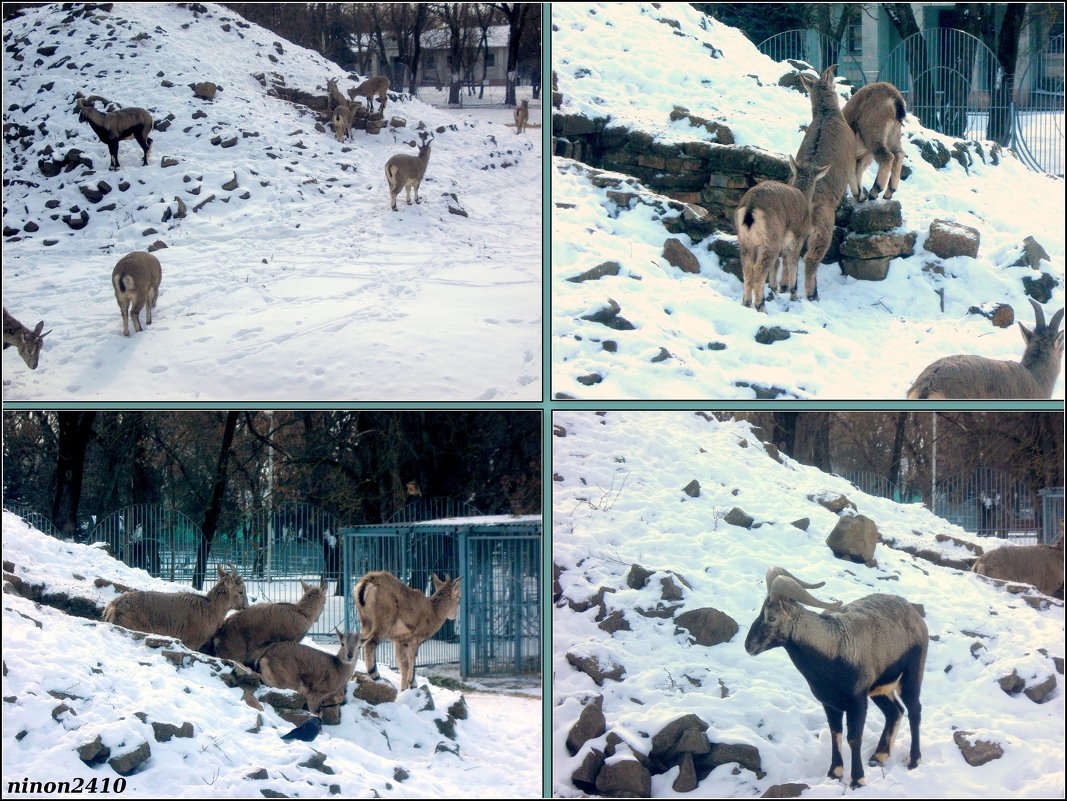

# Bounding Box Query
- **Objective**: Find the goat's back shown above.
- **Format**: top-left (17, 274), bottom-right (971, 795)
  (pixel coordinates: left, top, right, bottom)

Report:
top-left (213, 600), bottom-right (322, 663)
top-left (112, 252), bottom-right (162, 294)
top-left (843, 82), bottom-right (906, 141)
top-left (796, 116), bottom-right (854, 212)
top-left (973, 543), bottom-right (1063, 596)
top-left (735, 181), bottom-right (811, 239)
top-left (907, 355), bottom-right (1045, 400)
top-left (103, 589), bottom-right (219, 649)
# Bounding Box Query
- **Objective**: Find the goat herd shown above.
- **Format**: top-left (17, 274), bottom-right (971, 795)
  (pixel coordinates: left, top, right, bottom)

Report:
top-left (2, 77), bottom-right (536, 371)
top-left (735, 65), bottom-right (1064, 399)
top-left (102, 565), bottom-right (462, 718)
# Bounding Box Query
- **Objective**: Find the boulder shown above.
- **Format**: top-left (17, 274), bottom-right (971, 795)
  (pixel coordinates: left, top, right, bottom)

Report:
top-left (663, 238), bottom-right (700, 274)
top-left (925, 219), bottom-right (980, 259)
top-left (849, 199), bottom-right (903, 233)
top-left (566, 696), bottom-right (606, 755)
top-left (566, 651), bottom-right (626, 685)
top-left (826, 514), bottom-right (880, 564)
top-left (596, 758), bottom-right (651, 798)
top-left (953, 730), bottom-right (1003, 766)
top-left (724, 507), bottom-right (754, 528)
top-left (675, 607), bottom-right (738, 646)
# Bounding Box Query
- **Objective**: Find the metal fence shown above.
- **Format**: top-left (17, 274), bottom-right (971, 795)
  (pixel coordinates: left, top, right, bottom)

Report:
top-left (757, 29), bottom-right (866, 88)
top-left (1013, 33), bottom-right (1064, 177)
top-left (842, 470), bottom-right (897, 501)
top-left (4, 503), bottom-right (62, 538)
top-left (342, 517), bottom-right (541, 678)
top-left (932, 468), bottom-right (1039, 544)
top-left (1038, 487), bottom-right (1064, 544)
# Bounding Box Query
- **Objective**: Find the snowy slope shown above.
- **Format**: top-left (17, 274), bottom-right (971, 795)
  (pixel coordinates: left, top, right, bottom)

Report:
top-left (552, 411), bottom-right (1064, 798)
top-left (2, 510), bottom-right (541, 798)
top-left (551, 3), bottom-right (1065, 399)
top-left (2, 2), bottom-right (541, 401)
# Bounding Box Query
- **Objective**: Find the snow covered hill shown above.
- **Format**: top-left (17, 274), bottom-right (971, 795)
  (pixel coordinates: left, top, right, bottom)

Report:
top-left (2, 2), bottom-right (541, 401)
top-left (2, 510), bottom-right (541, 797)
top-left (552, 411), bottom-right (1064, 798)
top-left (551, 3), bottom-right (1065, 399)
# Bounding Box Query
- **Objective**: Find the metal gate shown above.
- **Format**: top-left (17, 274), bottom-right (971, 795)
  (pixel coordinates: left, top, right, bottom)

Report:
top-left (1012, 33), bottom-right (1064, 177)
top-left (933, 468), bottom-right (1038, 543)
top-left (89, 504), bottom-right (203, 580)
top-left (842, 471), bottom-right (897, 500)
top-left (341, 516), bottom-right (541, 678)
top-left (757, 29), bottom-right (866, 88)
top-left (4, 503), bottom-right (63, 539)
top-left (1038, 487), bottom-right (1064, 544)
top-left (879, 28), bottom-right (1009, 143)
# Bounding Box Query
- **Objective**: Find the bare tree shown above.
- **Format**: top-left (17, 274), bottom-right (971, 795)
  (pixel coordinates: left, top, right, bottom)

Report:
top-left (492, 2), bottom-right (534, 105)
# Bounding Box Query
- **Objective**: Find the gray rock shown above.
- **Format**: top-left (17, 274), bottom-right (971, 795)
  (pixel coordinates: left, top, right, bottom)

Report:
top-left (1022, 272), bottom-right (1058, 304)
top-left (925, 219), bottom-right (980, 259)
top-left (840, 256), bottom-right (892, 281)
top-left (754, 326), bottom-right (792, 345)
top-left (953, 730), bottom-right (1003, 766)
top-left (810, 492), bottom-right (856, 514)
top-left (826, 514), bottom-right (881, 564)
top-left (1023, 674), bottom-right (1057, 704)
top-left (660, 575), bottom-right (685, 602)
top-left (448, 695), bottom-right (469, 720)
top-left (566, 652), bottom-right (626, 685)
top-left (191, 81), bottom-right (217, 100)
top-left (568, 261), bottom-right (621, 283)
top-left (353, 677), bottom-right (398, 705)
top-left (791, 518), bottom-right (810, 531)
top-left (705, 742), bottom-right (764, 777)
top-left (566, 696), bottom-right (606, 755)
top-left (762, 782), bottom-right (810, 798)
top-left (673, 752), bottom-right (698, 792)
top-left (682, 479), bottom-right (700, 498)
top-left (151, 721), bottom-right (194, 742)
top-left (596, 758), bottom-right (652, 798)
top-left (572, 748), bottom-right (606, 793)
top-left (598, 610), bottom-right (630, 634)
top-left (840, 231), bottom-right (916, 260)
top-left (724, 507), bottom-right (754, 528)
top-left (76, 734), bottom-right (110, 764)
top-left (849, 200), bottom-right (903, 233)
top-left (650, 713), bottom-right (709, 769)
top-left (108, 741), bottom-right (151, 775)
top-left (675, 607), bottom-right (738, 647)
top-left (627, 564), bottom-right (654, 590)
top-left (1012, 235), bottom-right (1050, 269)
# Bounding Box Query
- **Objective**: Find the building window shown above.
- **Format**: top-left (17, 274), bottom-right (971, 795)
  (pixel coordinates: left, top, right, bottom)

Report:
top-left (846, 16), bottom-right (862, 55)
top-left (485, 53), bottom-right (496, 68)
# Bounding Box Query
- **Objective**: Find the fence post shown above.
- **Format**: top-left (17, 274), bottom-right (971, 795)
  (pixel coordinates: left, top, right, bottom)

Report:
top-left (459, 527), bottom-right (470, 678)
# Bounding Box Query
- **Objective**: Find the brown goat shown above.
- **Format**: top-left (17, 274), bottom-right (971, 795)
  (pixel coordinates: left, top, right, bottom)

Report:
top-left (112, 251), bottom-right (162, 337)
top-left (355, 571), bottom-right (462, 691)
top-left (211, 579), bottom-right (328, 665)
top-left (351, 75), bottom-right (390, 114)
top-left (385, 133), bottom-right (433, 212)
top-left (907, 299), bottom-right (1064, 399)
top-left (331, 103), bottom-right (352, 143)
top-left (259, 629), bottom-right (360, 715)
top-left (326, 77), bottom-right (346, 113)
top-left (3, 308), bottom-right (50, 370)
top-left (795, 65), bottom-right (857, 301)
top-left (515, 99), bottom-right (530, 134)
top-left (75, 95), bottom-right (154, 170)
top-left (843, 82), bottom-right (907, 202)
top-left (972, 533), bottom-right (1064, 598)
top-left (103, 564), bottom-right (247, 651)
top-left (735, 157), bottom-right (830, 310)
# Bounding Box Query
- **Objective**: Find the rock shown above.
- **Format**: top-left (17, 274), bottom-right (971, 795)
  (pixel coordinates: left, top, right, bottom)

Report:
top-left (572, 748), bottom-right (606, 793)
top-left (663, 238), bottom-right (700, 274)
top-left (762, 782), bottom-right (810, 798)
top-left (650, 714), bottom-right (710, 770)
top-left (566, 696), bottom-right (606, 755)
top-left (151, 721), bottom-right (194, 742)
top-left (596, 758), bottom-right (651, 798)
top-left (192, 81), bottom-right (217, 99)
top-left (566, 652), bottom-right (626, 685)
top-left (1023, 674), bottom-right (1057, 704)
top-left (434, 714), bottom-right (456, 739)
top-left (709, 237), bottom-right (742, 280)
top-left (826, 514), bottom-right (880, 564)
top-left (581, 298), bottom-right (635, 330)
top-left (674, 752), bottom-right (698, 791)
top-left (967, 302), bottom-right (1015, 328)
top-left (577, 373), bottom-right (602, 386)
top-left (849, 199), bottom-right (903, 232)
top-left (146, 240), bottom-right (168, 253)
top-left (598, 610), bottom-right (630, 634)
top-left (839, 231), bottom-right (916, 260)
top-left (912, 136), bottom-right (950, 169)
top-left (222, 172), bottom-right (239, 191)
top-left (568, 261), bottom-right (621, 283)
top-left (706, 742), bottom-right (763, 777)
top-left (682, 479), bottom-right (700, 498)
top-left (724, 507), bottom-right (754, 528)
top-left (389, 116), bottom-right (406, 128)
top-left (298, 750), bottom-right (334, 774)
top-left (840, 256), bottom-right (892, 281)
top-left (246, 768), bottom-right (269, 780)
top-left (810, 492), bottom-right (856, 514)
top-left (953, 730), bottom-right (1003, 766)
top-left (76, 734), bottom-right (110, 764)
top-left (754, 326), bottom-right (793, 345)
top-left (674, 607), bottom-right (738, 646)
top-left (660, 575), bottom-right (685, 602)
top-left (791, 518), bottom-right (810, 531)
top-left (258, 689), bottom-right (306, 709)
top-left (1012, 235), bottom-right (1050, 269)
top-left (108, 741), bottom-right (151, 775)
top-left (1022, 272), bottom-right (1057, 304)
top-left (627, 564), bottom-right (654, 590)
top-left (925, 219), bottom-right (980, 259)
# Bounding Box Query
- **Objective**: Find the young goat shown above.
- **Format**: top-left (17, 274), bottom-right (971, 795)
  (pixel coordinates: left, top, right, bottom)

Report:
top-left (795, 65), bottom-right (857, 301)
top-left (843, 82), bottom-right (907, 202)
top-left (746, 567), bottom-right (927, 789)
top-left (258, 628), bottom-right (361, 716)
top-left (735, 157), bottom-right (829, 311)
top-left (3, 308), bottom-right (50, 370)
top-left (351, 75), bottom-right (390, 114)
top-left (515, 99), bottom-right (530, 134)
top-left (112, 251), bottom-right (162, 337)
top-left (385, 133), bottom-right (433, 212)
top-left (355, 571), bottom-right (462, 691)
top-left (75, 95), bottom-right (154, 170)
top-left (331, 103), bottom-right (352, 143)
top-left (103, 564), bottom-right (247, 651)
top-left (907, 299), bottom-right (1064, 399)
top-left (211, 579), bottom-right (328, 666)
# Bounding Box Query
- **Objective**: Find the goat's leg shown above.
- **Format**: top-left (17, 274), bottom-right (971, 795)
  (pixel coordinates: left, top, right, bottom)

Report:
top-left (398, 640), bottom-right (418, 690)
top-left (824, 704), bottom-right (845, 780)
top-left (404, 185), bottom-right (412, 206)
top-left (802, 219), bottom-right (833, 301)
top-left (885, 147), bottom-right (905, 199)
top-left (781, 238), bottom-right (803, 301)
top-left (868, 693), bottom-right (904, 765)
top-left (868, 144), bottom-right (895, 200)
top-left (845, 699), bottom-right (869, 789)
top-left (146, 287), bottom-right (156, 326)
top-left (119, 298), bottom-right (131, 337)
top-left (900, 668), bottom-right (923, 769)
top-left (362, 636), bottom-right (381, 681)
top-left (753, 248), bottom-right (777, 313)
top-left (854, 152), bottom-right (874, 202)
top-left (109, 141), bottom-right (120, 171)
top-left (740, 243), bottom-right (759, 309)
top-left (413, 179), bottom-right (421, 205)
top-left (388, 186), bottom-right (399, 212)
top-left (131, 298), bottom-right (145, 333)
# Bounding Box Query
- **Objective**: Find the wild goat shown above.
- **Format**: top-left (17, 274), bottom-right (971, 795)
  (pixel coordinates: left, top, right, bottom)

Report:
top-left (735, 156), bottom-right (829, 311)
top-left (112, 251), bottom-right (162, 337)
top-left (795, 65), bottom-right (857, 301)
top-left (907, 299), bottom-right (1064, 399)
top-left (515, 99), bottom-right (530, 134)
top-left (385, 133), bottom-right (433, 212)
top-left (326, 78), bottom-right (346, 113)
top-left (3, 308), bottom-right (50, 370)
top-left (350, 75), bottom-right (390, 114)
top-left (355, 571), bottom-right (462, 691)
top-left (972, 531), bottom-right (1064, 598)
top-left (331, 103), bottom-right (352, 143)
top-left (745, 567), bottom-right (927, 789)
top-left (75, 95), bottom-right (154, 170)
top-left (210, 579), bottom-right (328, 665)
top-left (103, 564), bottom-right (248, 651)
top-left (258, 628), bottom-right (361, 716)
top-left (843, 82), bottom-right (907, 202)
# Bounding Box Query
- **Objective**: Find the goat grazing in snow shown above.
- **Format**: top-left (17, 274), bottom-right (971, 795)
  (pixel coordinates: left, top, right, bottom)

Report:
top-left (75, 94), bottom-right (154, 170)
top-left (745, 567), bottom-right (927, 789)
top-left (103, 564), bottom-right (247, 651)
top-left (355, 571), bottom-right (462, 691)
top-left (3, 308), bottom-right (50, 370)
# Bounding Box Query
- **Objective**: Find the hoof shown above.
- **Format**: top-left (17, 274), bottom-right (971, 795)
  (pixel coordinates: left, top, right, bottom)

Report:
top-left (828, 766), bottom-right (844, 780)
top-left (806, 292), bottom-right (819, 302)
top-left (907, 758), bottom-right (920, 770)
top-left (850, 778), bottom-right (865, 789)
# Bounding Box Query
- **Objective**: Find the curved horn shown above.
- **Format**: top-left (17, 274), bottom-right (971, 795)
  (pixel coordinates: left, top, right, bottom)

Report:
top-left (765, 566), bottom-right (826, 593)
top-left (84, 94), bottom-right (109, 106)
top-left (768, 574), bottom-right (842, 611)
top-left (1029, 297), bottom-right (1046, 329)
top-left (1048, 307), bottom-right (1064, 333)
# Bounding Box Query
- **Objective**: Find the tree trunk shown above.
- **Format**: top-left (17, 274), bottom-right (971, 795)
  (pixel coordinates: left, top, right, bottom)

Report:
top-left (51, 412), bottom-right (96, 537)
top-left (888, 412), bottom-right (908, 498)
top-left (989, 3), bottom-right (1026, 144)
top-left (193, 412), bottom-right (238, 590)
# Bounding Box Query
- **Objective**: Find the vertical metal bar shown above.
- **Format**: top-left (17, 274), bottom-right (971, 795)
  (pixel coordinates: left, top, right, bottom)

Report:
top-left (459, 527), bottom-right (469, 678)
top-left (342, 527), bottom-right (352, 635)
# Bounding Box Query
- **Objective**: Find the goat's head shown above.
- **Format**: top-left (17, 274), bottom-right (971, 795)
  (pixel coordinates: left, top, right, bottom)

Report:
top-left (334, 627), bottom-right (361, 661)
top-left (787, 155), bottom-right (831, 197)
top-left (75, 94), bottom-right (108, 121)
top-left (431, 572), bottom-right (462, 620)
top-left (744, 567), bottom-right (841, 656)
top-left (216, 563), bottom-right (248, 609)
top-left (10, 320), bottom-right (50, 370)
top-left (299, 578), bottom-right (328, 602)
top-left (798, 64), bottom-right (842, 111)
top-left (1020, 298), bottom-right (1065, 359)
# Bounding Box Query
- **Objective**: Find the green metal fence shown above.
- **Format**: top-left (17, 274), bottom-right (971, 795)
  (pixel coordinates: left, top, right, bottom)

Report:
top-left (342, 516), bottom-right (542, 678)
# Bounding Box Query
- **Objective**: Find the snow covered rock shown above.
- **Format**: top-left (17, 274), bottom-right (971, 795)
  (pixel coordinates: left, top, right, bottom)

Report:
top-left (953, 731), bottom-right (1004, 766)
top-left (566, 695), bottom-right (605, 755)
top-left (925, 219), bottom-right (981, 259)
top-left (825, 513), bottom-right (881, 565)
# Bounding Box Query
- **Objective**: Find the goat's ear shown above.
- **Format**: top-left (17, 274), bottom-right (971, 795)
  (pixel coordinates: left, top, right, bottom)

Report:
top-left (33, 321), bottom-right (44, 336)
top-left (300, 580), bottom-right (311, 592)
top-left (431, 573), bottom-right (444, 590)
top-left (319, 579), bottom-right (328, 592)
top-left (217, 564), bottom-right (226, 578)
top-left (822, 64), bottom-right (838, 83)
top-left (798, 73), bottom-right (816, 95)
top-left (1019, 322), bottom-right (1034, 343)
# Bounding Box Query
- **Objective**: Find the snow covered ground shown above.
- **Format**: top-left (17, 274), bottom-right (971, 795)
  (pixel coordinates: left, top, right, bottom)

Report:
top-left (1, 510), bottom-right (542, 798)
top-left (551, 3), bottom-right (1065, 399)
top-left (2, 2), bottom-right (541, 401)
top-left (553, 411), bottom-right (1064, 798)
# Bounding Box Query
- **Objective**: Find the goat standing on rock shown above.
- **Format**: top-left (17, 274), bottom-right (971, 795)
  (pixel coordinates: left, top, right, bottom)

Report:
top-left (355, 571), bottom-right (462, 691)
top-left (745, 567), bottom-right (927, 789)
top-left (75, 94), bottom-right (154, 170)
top-left (843, 82), bottom-right (907, 202)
